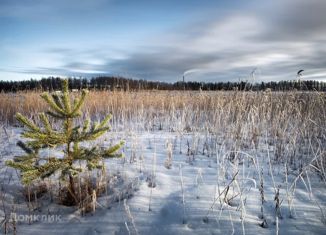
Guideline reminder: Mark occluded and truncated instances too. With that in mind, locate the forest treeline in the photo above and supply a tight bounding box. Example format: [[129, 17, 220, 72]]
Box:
[[0, 76, 325, 92]]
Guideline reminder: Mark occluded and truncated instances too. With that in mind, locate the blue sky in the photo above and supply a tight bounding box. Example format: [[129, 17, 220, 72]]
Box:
[[0, 0, 326, 82]]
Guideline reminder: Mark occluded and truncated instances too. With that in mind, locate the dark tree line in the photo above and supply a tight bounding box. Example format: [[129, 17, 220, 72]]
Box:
[[0, 76, 325, 92]]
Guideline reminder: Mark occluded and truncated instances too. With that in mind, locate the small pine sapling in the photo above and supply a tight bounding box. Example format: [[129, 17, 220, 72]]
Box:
[[6, 79, 124, 205]]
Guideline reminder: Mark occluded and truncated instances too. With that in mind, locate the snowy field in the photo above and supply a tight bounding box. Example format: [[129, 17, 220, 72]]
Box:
[[0, 91, 325, 235], [0, 127, 325, 235]]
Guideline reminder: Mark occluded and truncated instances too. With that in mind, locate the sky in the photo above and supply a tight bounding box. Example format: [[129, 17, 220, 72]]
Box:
[[0, 0, 326, 82]]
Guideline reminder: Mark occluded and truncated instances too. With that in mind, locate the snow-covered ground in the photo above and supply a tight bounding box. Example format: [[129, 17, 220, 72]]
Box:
[[0, 127, 325, 235]]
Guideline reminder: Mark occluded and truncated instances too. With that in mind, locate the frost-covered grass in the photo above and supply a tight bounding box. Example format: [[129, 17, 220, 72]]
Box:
[[0, 90, 325, 234]]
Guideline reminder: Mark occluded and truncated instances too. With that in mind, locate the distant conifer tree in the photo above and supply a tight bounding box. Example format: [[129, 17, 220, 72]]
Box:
[[6, 79, 124, 204]]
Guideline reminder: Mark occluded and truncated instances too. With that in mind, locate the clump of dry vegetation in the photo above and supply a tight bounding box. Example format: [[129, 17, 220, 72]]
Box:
[[1, 90, 325, 171], [1, 90, 325, 132]]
